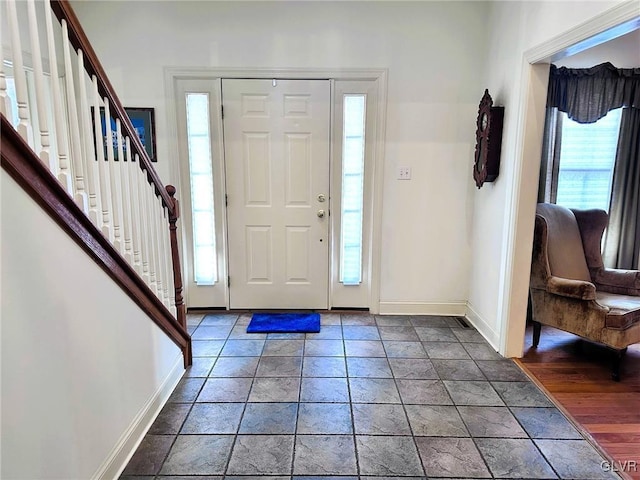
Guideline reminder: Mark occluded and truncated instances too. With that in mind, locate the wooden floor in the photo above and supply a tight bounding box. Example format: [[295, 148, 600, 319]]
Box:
[[518, 325, 640, 480]]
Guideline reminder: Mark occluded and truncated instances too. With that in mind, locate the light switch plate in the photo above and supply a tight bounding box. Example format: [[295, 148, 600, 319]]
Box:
[[398, 166, 411, 180]]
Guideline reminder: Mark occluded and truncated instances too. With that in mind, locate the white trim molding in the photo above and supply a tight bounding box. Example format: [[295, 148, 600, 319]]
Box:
[[466, 302, 501, 352], [527, 0, 640, 64], [93, 354, 185, 480], [378, 301, 467, 316]]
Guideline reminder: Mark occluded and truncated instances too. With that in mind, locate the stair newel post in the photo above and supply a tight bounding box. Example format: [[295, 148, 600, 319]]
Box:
[[26, 0, 52, 170], [166, 185, 187, 333], [6, 0, 34, 145]]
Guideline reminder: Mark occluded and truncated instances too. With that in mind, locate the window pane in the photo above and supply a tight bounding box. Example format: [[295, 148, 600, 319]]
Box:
[[340, 95, 366, 285], [186, 93, 216, 285], [556, 109, 622, 211]]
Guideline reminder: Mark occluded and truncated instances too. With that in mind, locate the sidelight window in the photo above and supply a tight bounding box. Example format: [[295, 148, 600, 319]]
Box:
[[185, 93, 216, 284]]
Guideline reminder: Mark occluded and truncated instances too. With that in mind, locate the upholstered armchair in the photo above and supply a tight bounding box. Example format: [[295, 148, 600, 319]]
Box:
[[530, 203, 640, 380]]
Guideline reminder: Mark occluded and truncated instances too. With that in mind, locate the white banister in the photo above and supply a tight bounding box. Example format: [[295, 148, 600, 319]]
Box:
[[3, 0, 182, 318], [136, 160, 152, 288], [152, 199, 164, 304], [0, 3, 14, 119], [91, 76, 114, 241], [160, 202, 169, 307], [61, 19, 88, 212], [77, 50, 99, 226], [128, 149, 143, 275], [103, 99, 123, 252], [144, 183, 160, 297], [161, 206, 172, 309], [112, 117, 126, 253], [44, 0, 72, 194], [121, 137, 134, 266], [26, 0, 52, 170], [6, 0, 34, 144]]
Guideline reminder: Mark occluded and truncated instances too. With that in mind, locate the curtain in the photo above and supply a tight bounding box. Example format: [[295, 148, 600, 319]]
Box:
[[538, 107, 561, 203], [546, 62, 640, 123], [604, 107, 640, 269]]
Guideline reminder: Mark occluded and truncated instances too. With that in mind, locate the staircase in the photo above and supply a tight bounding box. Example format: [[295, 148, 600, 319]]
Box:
[[1, 0, 192, 477]]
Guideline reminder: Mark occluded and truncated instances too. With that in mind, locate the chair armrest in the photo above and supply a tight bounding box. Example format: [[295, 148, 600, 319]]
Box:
[[592, 268, 640, 296], [547, 276, 597, 300]]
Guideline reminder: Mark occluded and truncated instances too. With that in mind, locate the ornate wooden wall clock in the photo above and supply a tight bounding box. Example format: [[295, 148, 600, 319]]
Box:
[[473, 89, 504, 188]]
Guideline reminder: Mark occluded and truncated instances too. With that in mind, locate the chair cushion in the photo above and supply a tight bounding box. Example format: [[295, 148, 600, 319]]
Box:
[[596, 291, 640, 329], [536, 204, 592, 282]]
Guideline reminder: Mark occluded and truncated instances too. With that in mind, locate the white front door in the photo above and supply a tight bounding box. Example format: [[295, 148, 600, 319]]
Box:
[[222, 79, 330, 309]]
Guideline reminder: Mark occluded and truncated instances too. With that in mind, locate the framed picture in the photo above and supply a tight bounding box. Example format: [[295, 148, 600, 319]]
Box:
[[93, 106, 157, 162]]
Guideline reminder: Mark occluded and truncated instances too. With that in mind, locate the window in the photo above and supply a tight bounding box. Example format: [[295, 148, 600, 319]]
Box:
[[339, 94, 366, 285], [185, 93, 216, 285], [555, 108, 622, 211]]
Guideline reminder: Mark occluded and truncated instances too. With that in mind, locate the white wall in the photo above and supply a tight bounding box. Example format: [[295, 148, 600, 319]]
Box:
[[467, 0, 630, 353], [70, 0, 490, 313], [1, 171, 183, 479]]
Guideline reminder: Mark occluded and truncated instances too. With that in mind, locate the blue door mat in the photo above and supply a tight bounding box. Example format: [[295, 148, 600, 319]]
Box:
[[247, 312, 321, 333]]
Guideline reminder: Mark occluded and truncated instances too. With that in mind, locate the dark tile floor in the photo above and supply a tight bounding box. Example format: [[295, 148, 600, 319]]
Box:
[[120, 312, 620, 480]]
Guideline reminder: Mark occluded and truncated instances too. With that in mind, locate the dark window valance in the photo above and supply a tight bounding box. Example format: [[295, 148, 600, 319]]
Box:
[[546, 62, 640, 124]]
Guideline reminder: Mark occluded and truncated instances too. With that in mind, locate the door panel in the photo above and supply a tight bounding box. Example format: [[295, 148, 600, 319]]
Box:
[[223, 79, 330, 309]]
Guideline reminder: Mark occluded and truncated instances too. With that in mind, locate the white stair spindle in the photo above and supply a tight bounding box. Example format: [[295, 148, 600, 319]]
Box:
[[92, 76, 113, 240], [61, 19, 88, 212], [145, 184, 159, 296], [161, 205, 172, 308], [152, 199, 164, 304], [112, 117, 126, 253], [6, 0, 34, 144], [26, 0, 52, 169], [136, 161, 152, 288], [77, 50, 99, 226], [103, 99, 123, 251], [158, 197, 169, 308], [0, 3, 14, 120], [128, 149, 143, 274], [121, 137, 134, 265], [44, 0, 72, 194]]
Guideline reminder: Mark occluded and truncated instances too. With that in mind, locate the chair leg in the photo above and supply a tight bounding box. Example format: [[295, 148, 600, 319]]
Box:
[[532, 321, 541, 348], [612, 348, 628, 382]]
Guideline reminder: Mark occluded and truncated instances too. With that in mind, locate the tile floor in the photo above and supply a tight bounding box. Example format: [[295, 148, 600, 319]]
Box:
[[120, 312, 619, 480]]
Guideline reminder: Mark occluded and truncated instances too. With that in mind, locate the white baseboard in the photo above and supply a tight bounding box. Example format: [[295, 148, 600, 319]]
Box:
[[93, 353, 185, 480], [465, 302, 500, 352], [378, 301, 467, 316]]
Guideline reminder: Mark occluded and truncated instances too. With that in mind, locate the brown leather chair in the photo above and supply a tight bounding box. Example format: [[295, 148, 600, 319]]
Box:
[[530, 203, 640, 380]]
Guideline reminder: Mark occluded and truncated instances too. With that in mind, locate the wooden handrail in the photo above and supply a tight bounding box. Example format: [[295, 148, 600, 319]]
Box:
[[1, 115, 192, 367], [49, 0, 173, 212]]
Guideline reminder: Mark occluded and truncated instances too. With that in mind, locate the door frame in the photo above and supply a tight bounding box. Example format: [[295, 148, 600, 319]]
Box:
[[165, 67, 388, 312]]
